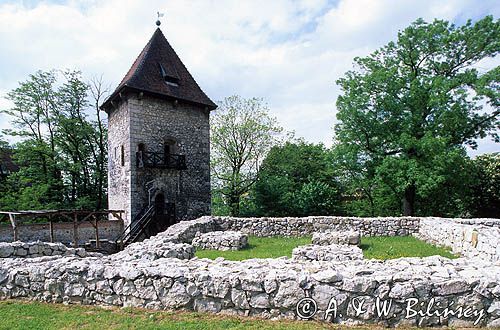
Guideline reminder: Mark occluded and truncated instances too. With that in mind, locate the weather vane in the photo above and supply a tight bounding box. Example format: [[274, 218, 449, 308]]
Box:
[[156, 11, 164, 26]]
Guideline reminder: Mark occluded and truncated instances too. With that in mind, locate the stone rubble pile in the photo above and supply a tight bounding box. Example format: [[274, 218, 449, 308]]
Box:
[[156, 216, 219, 244], [111, 242, 194, 261], [192, 231, 248, 251], [0, 241, 93, 258], [292, 244, 364, 262], [312, 231, 360, 246]]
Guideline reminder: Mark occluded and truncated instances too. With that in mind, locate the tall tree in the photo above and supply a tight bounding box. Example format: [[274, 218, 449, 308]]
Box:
[[253, 141, 343, 216], [211, 95, 283, 216], [1, 70, 108, 210], [335, 16, 499, 216]]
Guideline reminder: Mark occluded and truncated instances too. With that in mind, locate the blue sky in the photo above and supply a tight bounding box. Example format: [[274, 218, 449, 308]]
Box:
[[0, 0, 498, 156]]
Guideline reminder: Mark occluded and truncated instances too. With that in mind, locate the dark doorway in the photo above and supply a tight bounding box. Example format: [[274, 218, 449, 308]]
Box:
[[149, 193, 176, 236], [153, 193, 167, 234]]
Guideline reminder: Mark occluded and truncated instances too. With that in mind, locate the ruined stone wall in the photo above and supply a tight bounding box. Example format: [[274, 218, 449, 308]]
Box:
[[0, 221, 123, 245], [416, 218, 500, 262], [0, 241, 93, 258], [214, 216, 420, 237], [1, 216, 500, 327]]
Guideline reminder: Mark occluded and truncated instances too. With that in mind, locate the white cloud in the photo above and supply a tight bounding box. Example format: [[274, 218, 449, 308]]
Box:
[[0, 0, 498, 154]]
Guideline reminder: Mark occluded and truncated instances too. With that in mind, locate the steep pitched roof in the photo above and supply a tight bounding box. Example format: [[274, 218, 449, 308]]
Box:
[[102, 28, 217, 111]]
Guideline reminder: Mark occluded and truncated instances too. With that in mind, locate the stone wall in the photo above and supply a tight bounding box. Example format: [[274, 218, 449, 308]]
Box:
[[214, 216, 420, 237], [0, 250, 499, 327], [416, 217, 500, 262], [107, 97, 132, 224], [129, 96, 211, 224], [0, 221, 123, 246], [0, 241, 93, 258], [1, 216, 500, 327]]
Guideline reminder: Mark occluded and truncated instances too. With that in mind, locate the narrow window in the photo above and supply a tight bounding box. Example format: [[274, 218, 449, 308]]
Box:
[[121, 145, 125, 166]]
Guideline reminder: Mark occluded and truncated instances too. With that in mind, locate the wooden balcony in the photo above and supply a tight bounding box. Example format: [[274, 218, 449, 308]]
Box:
[[136, 151, 187, 170]]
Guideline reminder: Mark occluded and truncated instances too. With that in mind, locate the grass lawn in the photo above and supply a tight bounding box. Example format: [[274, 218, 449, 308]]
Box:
[[195, 235, 457, 261], [195, 236, 311, 260], [0, 300, 384, 330], [360, 236, 457, 260]]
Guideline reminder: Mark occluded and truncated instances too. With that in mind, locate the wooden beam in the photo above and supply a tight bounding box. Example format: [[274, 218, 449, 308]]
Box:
[[73, 212, 79, 248], [8, 214, 17, 241], [49, 218, 54, 243], [94, 215, 100, 249]]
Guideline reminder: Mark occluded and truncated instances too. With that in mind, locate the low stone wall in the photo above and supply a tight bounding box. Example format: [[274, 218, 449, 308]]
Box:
[[0, 220, 123, 246], [0, 253, 499, 327], [192, 231, 248, 251], [416, 218, 500, 262], [312, 231, 360, 246], [214, 216, 420, 237], [0, 241, 94, 258], [292, 244, 363, 261]]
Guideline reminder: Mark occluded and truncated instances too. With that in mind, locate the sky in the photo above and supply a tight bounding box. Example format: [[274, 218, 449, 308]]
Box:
[[0, 0, 498, 156]]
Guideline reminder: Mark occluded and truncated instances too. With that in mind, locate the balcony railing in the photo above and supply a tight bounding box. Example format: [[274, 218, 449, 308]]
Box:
[[136, 151, 187, 170]]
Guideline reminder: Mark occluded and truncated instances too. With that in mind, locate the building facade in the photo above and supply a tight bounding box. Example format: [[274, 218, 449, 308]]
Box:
[[102, 28, 216, 234]]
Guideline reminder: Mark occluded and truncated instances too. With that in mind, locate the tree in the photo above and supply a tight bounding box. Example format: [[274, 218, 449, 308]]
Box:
[[468, 153, 500, 217], [335, 16, 500, 216], [0, 70, 108, 210], [211, 95, 283, 216], [253, 141, 343, 216]]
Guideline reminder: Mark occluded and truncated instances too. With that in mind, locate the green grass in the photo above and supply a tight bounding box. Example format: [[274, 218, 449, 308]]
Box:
[[360, 236, 457, 260], [195, 235, 457, 261], [195, 236, 311, 260], [0, 300, 384, 330]]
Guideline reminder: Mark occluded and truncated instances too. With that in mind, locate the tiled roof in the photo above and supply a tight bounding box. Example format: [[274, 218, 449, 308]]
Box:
[[102, 28, 217, 111]]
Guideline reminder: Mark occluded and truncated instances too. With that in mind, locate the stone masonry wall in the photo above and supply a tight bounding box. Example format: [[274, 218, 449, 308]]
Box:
[[214, 216, 420, 237], [0, 241, 93, 258], [416, 217, 500, 262], [0, 221, 123, 246], [107, 98, 132, 224], [108, 94, 211, 227]]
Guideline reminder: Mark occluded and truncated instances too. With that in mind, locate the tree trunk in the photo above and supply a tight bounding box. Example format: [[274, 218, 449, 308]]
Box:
[[229, 194, 240, 216], [402, 184, 416, 216]]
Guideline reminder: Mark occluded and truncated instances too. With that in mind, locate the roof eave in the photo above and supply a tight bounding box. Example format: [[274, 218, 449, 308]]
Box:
[[100, 85, 217, 113]]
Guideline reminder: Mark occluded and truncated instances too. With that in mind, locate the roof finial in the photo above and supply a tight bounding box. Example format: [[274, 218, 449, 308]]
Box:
[[156, 11, 164, 27]]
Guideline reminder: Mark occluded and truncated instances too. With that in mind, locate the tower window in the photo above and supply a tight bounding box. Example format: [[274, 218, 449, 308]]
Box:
[[121, 145, 125, 166]]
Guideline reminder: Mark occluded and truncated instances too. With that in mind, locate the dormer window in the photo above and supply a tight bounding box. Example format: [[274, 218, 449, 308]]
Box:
[[159, 63, 179, 87]]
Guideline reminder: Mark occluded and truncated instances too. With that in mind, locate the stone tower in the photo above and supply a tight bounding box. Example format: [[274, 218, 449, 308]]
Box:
[[101, 27, 216, 233]]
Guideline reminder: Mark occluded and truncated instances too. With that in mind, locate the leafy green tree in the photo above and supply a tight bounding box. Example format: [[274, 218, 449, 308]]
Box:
[[211, 95, 283, 216], [0, 70, 108, 210], [468, 153, 500, 217], [335, 16, 499, 216], [253, 141, 342, 216]]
